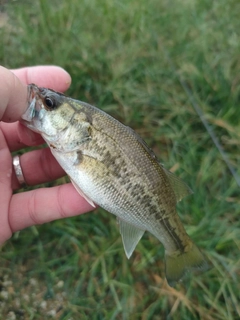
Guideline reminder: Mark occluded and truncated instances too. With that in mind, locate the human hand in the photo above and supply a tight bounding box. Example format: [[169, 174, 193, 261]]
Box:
[[0, 66, 94, 245]]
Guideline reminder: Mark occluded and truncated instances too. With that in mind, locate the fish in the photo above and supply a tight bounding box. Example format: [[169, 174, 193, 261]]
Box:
[[21, 84, 208, 286]]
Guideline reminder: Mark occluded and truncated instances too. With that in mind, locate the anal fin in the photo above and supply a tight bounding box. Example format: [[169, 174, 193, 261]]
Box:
[[118, 218, 145, 259]]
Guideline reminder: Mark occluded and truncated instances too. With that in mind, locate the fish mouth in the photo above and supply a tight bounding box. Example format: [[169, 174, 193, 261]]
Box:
[[26, 84, 53, 106], [27, 83, 39, 103], [21, 84, 43, 130]]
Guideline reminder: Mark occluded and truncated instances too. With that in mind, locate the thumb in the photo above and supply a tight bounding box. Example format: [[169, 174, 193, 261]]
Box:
[[0, 66, 27, 122]]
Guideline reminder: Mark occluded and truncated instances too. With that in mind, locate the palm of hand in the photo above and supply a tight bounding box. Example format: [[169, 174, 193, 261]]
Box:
[[0, 66, 94, 245]]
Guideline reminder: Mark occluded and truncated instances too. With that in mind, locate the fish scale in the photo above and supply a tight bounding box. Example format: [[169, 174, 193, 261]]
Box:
[[21, 84, 209, 286]]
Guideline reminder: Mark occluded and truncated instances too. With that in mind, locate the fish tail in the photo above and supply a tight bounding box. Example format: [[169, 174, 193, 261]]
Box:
[[165, 243, 208, 287]]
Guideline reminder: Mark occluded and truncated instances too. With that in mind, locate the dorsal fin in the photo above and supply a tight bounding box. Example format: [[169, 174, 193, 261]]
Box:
[[162, 166, 193, 202], [127, 126, 193, 202]]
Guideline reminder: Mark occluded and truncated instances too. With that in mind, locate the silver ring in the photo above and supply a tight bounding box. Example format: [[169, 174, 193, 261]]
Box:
[[13, 155, 26, 186]]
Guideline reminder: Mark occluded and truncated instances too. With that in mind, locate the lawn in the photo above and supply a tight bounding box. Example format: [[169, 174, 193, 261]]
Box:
[[0, 0, 239, 319]]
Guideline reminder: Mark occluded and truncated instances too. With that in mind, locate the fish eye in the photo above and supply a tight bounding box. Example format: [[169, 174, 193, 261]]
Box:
[[44, 97, 56, 110]]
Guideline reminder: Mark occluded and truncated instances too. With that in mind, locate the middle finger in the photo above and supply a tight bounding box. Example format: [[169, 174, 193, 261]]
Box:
[[1, 121, 44, 151]]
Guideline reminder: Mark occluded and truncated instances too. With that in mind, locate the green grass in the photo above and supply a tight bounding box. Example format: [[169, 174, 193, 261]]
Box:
[[1, 0, 240, 319]]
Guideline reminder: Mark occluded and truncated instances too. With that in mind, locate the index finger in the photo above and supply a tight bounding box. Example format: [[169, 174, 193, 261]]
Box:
[[11, 65, 71, 91]]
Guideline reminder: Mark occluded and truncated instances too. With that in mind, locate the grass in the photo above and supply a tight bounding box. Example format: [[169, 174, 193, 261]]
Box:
[[0, 0, 240, 319]]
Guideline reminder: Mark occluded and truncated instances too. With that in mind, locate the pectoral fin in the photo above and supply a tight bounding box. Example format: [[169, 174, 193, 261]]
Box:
[[70, 178, 96, 208], [118, 218, 145, 259]]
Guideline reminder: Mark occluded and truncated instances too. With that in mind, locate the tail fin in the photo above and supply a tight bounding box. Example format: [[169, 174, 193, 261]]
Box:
[[165, 243, 208, 287]]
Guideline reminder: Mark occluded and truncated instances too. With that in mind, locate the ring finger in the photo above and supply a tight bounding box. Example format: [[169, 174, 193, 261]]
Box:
[[12, 147, 66, 190]]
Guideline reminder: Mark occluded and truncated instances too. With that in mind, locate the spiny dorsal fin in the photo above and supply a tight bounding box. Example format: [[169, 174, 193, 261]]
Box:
[[126, 125, 193, 202]]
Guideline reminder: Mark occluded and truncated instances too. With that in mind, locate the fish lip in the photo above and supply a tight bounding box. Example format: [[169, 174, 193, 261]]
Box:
[[21, 84, 41, 125], [27, 83, 40, 103], [26, 83, 48, 105]]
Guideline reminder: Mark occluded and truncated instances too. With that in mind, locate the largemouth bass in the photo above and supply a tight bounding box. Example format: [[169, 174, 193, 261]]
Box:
[[21, 84, 208, 286]]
